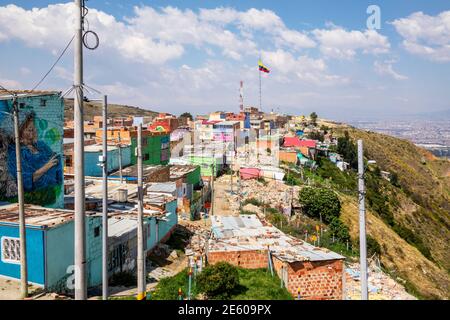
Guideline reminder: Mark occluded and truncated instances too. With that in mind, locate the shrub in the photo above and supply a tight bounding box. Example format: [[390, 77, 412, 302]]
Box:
[[298, 187, 341, 223], [366, 236, 382, 256], [243, 198, 262, 207], [197, 262, 239, 299], [329, 217, 350, 242]]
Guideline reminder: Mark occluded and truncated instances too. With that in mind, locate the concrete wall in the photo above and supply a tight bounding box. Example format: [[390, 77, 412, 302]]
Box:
[[84, 146, 131, 177], [0, 225, 45, 285], [0, 94, 64, 208]]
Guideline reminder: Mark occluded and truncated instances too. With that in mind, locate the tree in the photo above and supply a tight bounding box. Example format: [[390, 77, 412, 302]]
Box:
[[180, 112, 193, 121], [329, 217, 350, 242], [310, 112, 318, 126], [197, 262, 239, 299], [298, 187, 341, 223], [337, 131, 358, 169]]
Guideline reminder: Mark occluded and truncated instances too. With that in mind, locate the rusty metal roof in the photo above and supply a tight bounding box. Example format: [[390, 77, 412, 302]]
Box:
[[0, 204, 97, 228], [210, 215, 344, 263]]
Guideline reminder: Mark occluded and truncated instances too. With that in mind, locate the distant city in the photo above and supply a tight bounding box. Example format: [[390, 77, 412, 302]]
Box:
[[351, 120, 450, 158]]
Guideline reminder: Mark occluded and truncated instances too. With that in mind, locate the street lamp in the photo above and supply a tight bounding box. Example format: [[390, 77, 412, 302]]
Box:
[[357, 139, 376, 301]]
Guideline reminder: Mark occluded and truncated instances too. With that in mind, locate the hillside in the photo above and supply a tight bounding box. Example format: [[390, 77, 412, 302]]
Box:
[[64, 98, 158, 121], [325, 121, 450, 299]]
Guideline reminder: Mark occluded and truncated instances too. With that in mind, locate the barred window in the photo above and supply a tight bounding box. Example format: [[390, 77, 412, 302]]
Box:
[[2, 237, 21, 264]]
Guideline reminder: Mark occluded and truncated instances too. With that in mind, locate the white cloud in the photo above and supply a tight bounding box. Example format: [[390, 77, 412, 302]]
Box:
[[391, 11, 450, 62], [262, 49, 348, 85], [313, 27, 390, 59], [374, 60, 408, 80], [0, 77, 22, 89]]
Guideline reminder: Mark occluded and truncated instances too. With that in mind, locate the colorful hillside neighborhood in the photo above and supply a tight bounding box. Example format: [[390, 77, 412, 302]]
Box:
[[0, 90, 416, 300]]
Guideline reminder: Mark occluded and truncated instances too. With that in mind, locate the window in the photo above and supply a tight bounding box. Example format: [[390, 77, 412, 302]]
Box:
[[94, 226, 100, 238], [19, 103, 25, 109], [65, 155, 73, 167], [1, 237, 20, 264], [144, 153, 150, 161], [40, 99, 47, 107]]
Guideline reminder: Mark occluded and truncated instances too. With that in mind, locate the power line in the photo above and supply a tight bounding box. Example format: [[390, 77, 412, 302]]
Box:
[[31, 35, 75, 91]]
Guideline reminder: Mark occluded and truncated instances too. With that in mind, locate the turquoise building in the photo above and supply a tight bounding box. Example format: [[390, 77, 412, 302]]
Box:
[[0, 204, 101, 293], [84, 144, 131, 177]]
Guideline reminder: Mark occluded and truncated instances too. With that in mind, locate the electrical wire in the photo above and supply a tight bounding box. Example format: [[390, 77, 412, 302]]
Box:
[[31, 35, 75, 91]]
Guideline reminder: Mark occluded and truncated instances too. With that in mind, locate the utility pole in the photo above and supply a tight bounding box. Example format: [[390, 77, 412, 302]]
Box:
[[118, 131, 123, 184], [358, 139, 368, 300], [230, 152, 233, 194], [101, 95, 108, 300], [74, 0, 86, 300], [137, 124, 146, 300], [210, 149, 215, 216], [13, 96, 28, 298]]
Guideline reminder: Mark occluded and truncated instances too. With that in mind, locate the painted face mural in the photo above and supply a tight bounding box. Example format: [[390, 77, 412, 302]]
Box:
[[0, 97, 63, 207]]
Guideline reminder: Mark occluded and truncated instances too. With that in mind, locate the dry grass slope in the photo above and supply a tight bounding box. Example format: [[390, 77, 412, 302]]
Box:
[[340, 194, 450, 299], [64, 98, 158, 121]]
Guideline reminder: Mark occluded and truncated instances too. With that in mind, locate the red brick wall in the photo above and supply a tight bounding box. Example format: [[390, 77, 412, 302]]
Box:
[[208, 250, 268, 269], [278, 258, 343, 300], [207, 249, 343, 300]]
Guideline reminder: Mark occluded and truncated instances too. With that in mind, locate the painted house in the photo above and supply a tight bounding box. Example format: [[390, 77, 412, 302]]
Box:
[[130, 131, 170, 166], [0, 204, 101, 292], [212, 121, 240, 143], [187, 154, 222, 177], [83, 144, 131, 177], [107, 197, 178, 276], [0, 90, 65, 209]]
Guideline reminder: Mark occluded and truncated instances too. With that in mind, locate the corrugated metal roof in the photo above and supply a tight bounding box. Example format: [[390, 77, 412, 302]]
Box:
[[0, 204, 97, 228], [108, 217, 137, 238], [210, 215, 344, 262], [146, 182, 176, 193]]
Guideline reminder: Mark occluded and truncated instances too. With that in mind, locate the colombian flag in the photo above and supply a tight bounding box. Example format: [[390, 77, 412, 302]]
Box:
[[258, 60, 270, 73]]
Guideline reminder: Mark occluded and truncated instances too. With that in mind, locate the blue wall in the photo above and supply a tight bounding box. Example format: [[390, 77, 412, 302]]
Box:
[[46, 216, 102, 291], [84, 146, 131, 177], [0, 224, 45, 285], [145, 200, 178, 251]]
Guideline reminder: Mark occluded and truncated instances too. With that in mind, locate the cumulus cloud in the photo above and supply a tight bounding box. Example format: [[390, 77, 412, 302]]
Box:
[[313, 27, 390, 59], [262, 49, 348, 85], [391, 11, 450, 62], [374, 61, 408, 80]]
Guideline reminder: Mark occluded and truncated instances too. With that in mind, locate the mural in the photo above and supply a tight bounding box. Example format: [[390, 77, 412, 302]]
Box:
[[0, 95, 64, 208]]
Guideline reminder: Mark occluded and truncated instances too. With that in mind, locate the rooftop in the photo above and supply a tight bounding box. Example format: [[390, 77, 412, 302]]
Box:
[[0, 90, 60, 100], [0, 204, 97, 228], [170, 165, 199, 179], [210, 215, 344, 263]]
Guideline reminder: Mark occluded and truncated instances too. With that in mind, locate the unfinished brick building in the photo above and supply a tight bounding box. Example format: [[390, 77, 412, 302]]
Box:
[[207, 215, 345, 300]]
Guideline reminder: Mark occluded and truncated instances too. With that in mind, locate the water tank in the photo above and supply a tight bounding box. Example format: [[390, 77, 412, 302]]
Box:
[[116, 188, 128, 203]]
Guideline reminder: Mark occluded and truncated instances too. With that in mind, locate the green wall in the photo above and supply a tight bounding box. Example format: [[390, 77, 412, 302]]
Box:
[[130, 134, 170, 166]]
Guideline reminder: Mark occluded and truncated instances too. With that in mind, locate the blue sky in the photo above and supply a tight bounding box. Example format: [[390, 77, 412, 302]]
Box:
[[0, 1, 449, 120]]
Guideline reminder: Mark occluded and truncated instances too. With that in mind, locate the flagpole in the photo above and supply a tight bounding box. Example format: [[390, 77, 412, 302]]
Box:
[[259, 66, 262, 113]]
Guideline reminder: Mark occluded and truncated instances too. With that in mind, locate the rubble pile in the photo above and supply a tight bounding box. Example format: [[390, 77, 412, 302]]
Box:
[[183, 224, 210, 268], [216, 176, 301, 215], [345, 262, 416, 300]]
